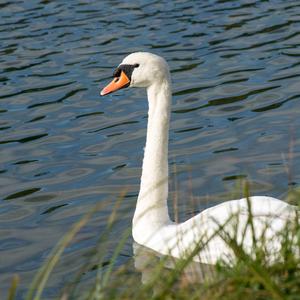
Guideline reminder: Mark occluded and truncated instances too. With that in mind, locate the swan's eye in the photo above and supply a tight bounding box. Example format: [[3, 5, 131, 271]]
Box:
[[134, 64, 140, 68]]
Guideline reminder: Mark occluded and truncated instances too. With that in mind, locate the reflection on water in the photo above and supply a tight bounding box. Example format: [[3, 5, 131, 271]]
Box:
[[1, 0, 300, 298], [133, 242, 215, 286]]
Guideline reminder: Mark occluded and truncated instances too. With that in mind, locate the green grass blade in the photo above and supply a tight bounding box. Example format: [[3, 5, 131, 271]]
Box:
[[91, 227, 131, 300], [7, 275, 19, 300], [25, 209, 95, 300]]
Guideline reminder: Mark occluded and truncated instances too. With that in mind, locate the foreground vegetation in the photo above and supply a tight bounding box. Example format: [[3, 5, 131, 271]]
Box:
[[6, 187, 300, 300]]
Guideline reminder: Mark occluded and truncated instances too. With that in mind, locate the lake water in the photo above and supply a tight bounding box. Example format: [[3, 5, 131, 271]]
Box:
[[1, 0, 300, 298]]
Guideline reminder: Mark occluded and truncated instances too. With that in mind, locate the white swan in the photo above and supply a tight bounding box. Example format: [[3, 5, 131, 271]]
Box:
[[101, 52, 296, 264]]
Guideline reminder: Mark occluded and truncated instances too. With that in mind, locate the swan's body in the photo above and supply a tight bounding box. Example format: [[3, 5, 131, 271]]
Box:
[[101, 52, 296, 264]]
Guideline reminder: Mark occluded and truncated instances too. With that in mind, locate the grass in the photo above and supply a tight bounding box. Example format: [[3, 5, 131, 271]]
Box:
[[6, 185, 300, 300]]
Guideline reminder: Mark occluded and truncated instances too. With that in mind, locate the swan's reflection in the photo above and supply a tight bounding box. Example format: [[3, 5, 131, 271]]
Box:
[[133, 242, 215, 289]]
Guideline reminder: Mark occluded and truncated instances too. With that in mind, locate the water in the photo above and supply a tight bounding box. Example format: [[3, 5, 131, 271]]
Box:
[[1, 0, 300, 298]]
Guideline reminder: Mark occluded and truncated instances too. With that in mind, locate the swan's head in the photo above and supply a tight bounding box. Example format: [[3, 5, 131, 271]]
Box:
[[100, 52, 169, 96]]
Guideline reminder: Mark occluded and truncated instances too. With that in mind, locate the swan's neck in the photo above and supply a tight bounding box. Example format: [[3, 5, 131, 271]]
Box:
[[133, 78, 172, 231]]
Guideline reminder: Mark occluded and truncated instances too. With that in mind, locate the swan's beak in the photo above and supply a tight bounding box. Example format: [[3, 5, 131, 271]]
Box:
[[100, 71, 130, 96]]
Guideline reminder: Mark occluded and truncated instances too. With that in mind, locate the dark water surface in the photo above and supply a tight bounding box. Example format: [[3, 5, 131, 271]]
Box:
[[1, 0, 300, 298]]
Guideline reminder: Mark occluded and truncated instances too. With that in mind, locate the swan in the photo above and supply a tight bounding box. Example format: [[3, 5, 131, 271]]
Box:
[[100, 52, 296, 264]]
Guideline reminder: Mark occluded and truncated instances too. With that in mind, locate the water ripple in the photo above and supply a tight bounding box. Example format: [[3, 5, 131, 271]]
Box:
[[1, 0, 300, 297]]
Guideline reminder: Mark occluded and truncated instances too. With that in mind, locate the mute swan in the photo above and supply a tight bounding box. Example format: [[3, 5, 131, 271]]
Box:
[[100, 52, 296, 264]]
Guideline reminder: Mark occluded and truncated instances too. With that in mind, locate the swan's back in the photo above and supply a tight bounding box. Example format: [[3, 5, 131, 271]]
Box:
[[134, 197, 296, 265]]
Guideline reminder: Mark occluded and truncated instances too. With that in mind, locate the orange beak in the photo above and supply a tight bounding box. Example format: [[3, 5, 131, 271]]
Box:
[[100, 71, 130, 96]]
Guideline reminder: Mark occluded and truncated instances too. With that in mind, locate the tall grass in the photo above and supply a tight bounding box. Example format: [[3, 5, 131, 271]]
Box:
[[6, 186, 300, 300]]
